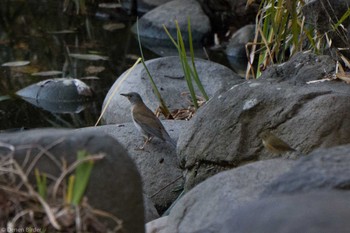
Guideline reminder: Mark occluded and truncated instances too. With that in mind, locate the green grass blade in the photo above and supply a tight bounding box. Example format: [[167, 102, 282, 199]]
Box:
[[35, 169, 47, 199], [175, 21, 198, 109], [71, 150, 94, 206], [163, 24, 181, 50], [334, 8, 350, 29], [187, 17, 209, 100], [137, 19, 172, 118]]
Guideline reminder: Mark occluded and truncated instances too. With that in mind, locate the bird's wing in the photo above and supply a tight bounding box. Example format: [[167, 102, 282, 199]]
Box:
[[133, 104, 167, 140], [274, 139, 295, 151]]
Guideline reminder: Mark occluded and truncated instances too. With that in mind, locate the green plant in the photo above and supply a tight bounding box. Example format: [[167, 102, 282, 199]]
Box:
[[70, 150, 94, 205], [136, 19, 173, 118], [246, 0, 350, 79], [35, 168, 47, 199], [163, 17, 209, 109]]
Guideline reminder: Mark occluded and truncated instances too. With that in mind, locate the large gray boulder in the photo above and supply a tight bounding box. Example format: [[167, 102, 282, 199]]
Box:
[[133, 0, 210, 42], [177, 52, 350, 190], [263, 144, 350, 196], [225, 24, 256, 75], [221, 191, 350, 233], [165, 159, 295, 233], [0, 129, 144, 233], [80, 121, 186, 212], [102, 56, 243, 124]]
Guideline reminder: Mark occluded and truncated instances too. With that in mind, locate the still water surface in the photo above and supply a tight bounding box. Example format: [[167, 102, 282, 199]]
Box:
[[0, 1, 231, 131]]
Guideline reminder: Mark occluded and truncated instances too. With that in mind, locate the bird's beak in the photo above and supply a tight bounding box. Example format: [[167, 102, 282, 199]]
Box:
[[120, 93, 128, 97]]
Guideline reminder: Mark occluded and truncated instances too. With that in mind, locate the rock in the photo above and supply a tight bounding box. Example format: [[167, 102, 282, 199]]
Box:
[[225, 24, 256, 75], [144, 195, 160, 223], [102, 56, 243, 124], [121, 0, 174, 14], [221, 191, 350, 233], [226, 24, 256, 57], [0, 129, 144, 233], [177, 52, 350, 190], [198, 0, 259, 37], [263, 144, 350, 196], [132, 0, 211, 42], [165, 159, 295, 233], [16, 78, 93, 113], [79, 121, 186, 213], [146, 216, 168, 233], [261, 51, 335, 84]]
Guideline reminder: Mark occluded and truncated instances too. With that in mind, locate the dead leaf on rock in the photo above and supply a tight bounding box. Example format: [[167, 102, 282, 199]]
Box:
[[85, 65, 105, 74], [103, 23, 126, 31]]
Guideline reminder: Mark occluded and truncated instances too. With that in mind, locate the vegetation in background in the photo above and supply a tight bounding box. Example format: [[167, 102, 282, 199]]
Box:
[[246, 0, 350, 79], [163, 17, 209, 109], [0, 143, 122, 232]]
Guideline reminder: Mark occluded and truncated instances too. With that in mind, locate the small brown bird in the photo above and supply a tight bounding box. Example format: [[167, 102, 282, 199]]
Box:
[[121, 92, 176, 150], [260, 131, 295, 154]]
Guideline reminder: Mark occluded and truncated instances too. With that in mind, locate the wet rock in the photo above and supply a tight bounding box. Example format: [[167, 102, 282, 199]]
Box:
[[144, 195, 160, 223], [0, 129, 144, 233], [122, 0, 173, 14], [198, 0, 259, 36], [263, 144, 350, 196], [16, 78, 93, 113], [225, 24, 256, 75], [220, 191, 350, 233], [177, 52, 350, 190], [146, 216, 168, 233], [80, 121, 186, 213], [226, 24, 256, 57], [102, 56, 243, 124], [132, 0, 211, 42], [261, 51, 335, 83], [165, 159, 295, 233]]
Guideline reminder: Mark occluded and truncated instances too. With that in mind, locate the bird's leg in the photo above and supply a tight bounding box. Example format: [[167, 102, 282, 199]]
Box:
[[136, 136, 153, 150]]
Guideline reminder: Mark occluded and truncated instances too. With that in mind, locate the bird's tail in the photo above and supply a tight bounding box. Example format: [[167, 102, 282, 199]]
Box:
[[168, 137, 177, 148], [164, 133, 177, 148]]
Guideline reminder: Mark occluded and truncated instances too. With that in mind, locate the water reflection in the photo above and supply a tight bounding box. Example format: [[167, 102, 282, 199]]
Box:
[[0, 0, 242, 131], [0, 0, 151, 130]]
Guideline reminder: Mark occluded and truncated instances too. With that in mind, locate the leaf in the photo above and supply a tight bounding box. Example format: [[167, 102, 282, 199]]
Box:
[[48, 30, 76, 34], [103, 23, 126, 31], [80, 76, 100, 80], [336, 72, 350, 84], [85, 65, 105, 74], [2, 61, 30, 67], [32, 70, 63, 76], [71, 150, 94, 206], [98, 3, 121, 8], [0, 95, 10, 102], [69, 53, 108, 61]]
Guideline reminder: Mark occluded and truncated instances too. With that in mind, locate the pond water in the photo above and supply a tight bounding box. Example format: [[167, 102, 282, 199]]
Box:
[[0, 0, 232, 131]]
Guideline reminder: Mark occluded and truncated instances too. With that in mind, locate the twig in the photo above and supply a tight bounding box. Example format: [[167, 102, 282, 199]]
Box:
[[83, 203, 124, 232], [0, 184, 31, 198], [12, 159, 61, 230], [23, 138, 65, 176], [8, 209, 32, 227], [0, 141, 15, 155], [150, 175, 183, 198]]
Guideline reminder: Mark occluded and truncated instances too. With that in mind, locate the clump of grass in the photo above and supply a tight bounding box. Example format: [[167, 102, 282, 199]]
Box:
[[246, 0, 350, 79], [0, 142, 123, 232], [163, 17, 209, 109]]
